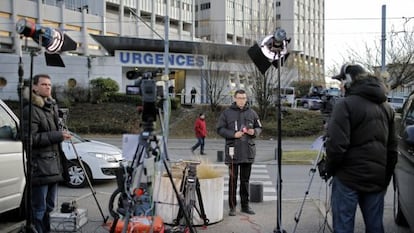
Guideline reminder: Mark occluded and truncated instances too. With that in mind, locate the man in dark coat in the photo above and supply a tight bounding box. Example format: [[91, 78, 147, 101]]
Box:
[[190, 87, 197, 104], [23, 74, 72, 233], [216, 89, 262, 216], [325, 64, 398, 233]]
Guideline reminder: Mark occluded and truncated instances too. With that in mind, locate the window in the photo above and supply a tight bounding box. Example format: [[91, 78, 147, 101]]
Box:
[[200, 3, 211, 10], [0, 104, 18, 140]]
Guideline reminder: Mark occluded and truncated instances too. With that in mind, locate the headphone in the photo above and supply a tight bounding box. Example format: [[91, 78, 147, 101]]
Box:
[[341, 63, 353, 88]]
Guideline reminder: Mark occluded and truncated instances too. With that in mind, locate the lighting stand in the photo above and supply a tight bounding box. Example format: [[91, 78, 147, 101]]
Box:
[[274, 52, 286, 233], [17, 49, 39, 233], [247, 27, 289, 233]]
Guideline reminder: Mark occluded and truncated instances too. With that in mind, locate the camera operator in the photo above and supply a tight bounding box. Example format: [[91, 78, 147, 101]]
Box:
[[324, 64, 398, 233]]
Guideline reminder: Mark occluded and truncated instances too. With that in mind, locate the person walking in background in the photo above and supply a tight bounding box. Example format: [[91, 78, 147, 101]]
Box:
[[325, 64, 398, 233], [190, 87, 197, 104], [191, 113, 207, 155], [23, 74, 72, 233], [216, 89, 262, 216]]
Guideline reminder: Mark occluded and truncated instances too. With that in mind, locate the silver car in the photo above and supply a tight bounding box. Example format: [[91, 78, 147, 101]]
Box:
[[62, 132, 123, 188], [394, 93, 414, 231]]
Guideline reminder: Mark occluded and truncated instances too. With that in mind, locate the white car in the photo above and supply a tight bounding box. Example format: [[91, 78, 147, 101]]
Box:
[[62, 132, 123, 188], [0, 100, 25, 216]]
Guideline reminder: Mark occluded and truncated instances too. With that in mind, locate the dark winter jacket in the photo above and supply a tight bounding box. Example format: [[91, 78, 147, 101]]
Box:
[[216, 102, 262, 164], [23, 91, 66, 186], [325, 76, 398, 192]]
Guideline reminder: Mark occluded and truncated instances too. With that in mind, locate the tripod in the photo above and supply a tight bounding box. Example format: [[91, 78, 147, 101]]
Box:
[[109, 122, 197, 233], [172, 160, 209, 231], [292, 136, 331, 233], [58, 109, 108, 223]]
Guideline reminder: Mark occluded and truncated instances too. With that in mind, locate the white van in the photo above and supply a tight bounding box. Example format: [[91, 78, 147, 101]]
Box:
[[387, 96, 406, 111], [0, 99, 25, 215]]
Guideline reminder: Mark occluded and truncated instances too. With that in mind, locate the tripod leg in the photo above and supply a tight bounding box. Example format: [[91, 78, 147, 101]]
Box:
[[162, 160, 196, 233], [292, 144, 325, 233], [174, 178, 187, 225], [195, 178, 209, 226], [70, 140, 108, 223]]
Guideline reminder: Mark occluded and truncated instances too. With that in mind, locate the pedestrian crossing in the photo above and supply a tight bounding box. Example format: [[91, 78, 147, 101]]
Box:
[[211, 164, 277, 201]]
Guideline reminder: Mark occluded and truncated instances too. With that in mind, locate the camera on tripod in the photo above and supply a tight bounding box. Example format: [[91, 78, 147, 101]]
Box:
[[125, 69, 164, 99], [125, 69, 165, 127], [307, 86, 342, 124]]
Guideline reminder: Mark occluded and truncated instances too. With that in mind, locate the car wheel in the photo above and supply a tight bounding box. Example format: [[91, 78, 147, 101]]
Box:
[[303, 102, 309, 109], [65, 160, 92, 188], [393, 182, 408, 226]]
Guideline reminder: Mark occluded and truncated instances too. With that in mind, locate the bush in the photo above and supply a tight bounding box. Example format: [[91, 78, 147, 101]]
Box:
[[109, 93, 142, 105], [4, 100, 324, 138], [64, 86, 90, 103], [90, 77, 119, 103]]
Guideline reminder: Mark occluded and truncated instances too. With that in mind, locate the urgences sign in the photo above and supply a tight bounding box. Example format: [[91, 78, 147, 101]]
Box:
[[116, 51, 207, 69]]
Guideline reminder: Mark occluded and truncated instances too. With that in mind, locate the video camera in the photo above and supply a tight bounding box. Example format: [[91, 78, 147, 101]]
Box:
[[308, 86, 342, 117], [125, 70, 164, 128]]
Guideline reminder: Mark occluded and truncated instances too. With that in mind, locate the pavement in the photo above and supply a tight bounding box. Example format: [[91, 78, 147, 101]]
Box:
[[2, 137, 411, 233]]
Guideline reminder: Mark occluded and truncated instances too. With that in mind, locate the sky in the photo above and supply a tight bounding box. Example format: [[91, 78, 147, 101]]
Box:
[[325, 0, 414, 75]]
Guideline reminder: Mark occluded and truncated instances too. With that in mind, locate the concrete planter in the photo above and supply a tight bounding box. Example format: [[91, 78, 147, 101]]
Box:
[[153, 175, 224, 225]]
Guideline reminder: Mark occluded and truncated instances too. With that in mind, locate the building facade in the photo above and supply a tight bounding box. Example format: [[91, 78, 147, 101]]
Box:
[[0, 0, 325, 103]]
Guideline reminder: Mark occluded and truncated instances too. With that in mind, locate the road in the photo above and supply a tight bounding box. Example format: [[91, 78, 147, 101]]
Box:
[[0, 136, 411, 233]]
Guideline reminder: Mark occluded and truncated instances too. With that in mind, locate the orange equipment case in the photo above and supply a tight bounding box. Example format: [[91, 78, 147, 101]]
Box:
[[112, 216, 164, 233]]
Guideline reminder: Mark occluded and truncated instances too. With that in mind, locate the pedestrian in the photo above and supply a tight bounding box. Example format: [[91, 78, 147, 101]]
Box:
[[169, 85, 174, 97], [23, 74, 72, 233], [325, 64, 398, 233], [190, 87, 197, 104], [216, 89, 262, 216], [191, 113, 207, 155]]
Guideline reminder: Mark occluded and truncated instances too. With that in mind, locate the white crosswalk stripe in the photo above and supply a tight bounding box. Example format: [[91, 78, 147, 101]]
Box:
[[211, 163, 277, 201]]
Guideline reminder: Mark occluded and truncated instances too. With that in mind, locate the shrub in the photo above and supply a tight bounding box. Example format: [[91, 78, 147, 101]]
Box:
[[109, 93, 142, 105], [90, 77, 119, 103]]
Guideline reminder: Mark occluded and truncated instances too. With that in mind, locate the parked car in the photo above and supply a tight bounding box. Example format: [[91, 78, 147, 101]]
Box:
[[0, 100, 25, 215], [388, 96, 406, 112], [62, 132, 123, 188], [295, 96, 322, 110], [394, 92, 414, 230], [0, 99, 122, 202]]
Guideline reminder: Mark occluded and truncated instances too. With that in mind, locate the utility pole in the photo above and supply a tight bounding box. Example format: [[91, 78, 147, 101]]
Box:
[[381, 5, 386, 72], [163, 0, 171, 141]]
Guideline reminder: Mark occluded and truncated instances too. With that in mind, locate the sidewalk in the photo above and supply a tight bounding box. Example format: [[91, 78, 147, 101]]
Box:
[[4, 137, 410, 233]]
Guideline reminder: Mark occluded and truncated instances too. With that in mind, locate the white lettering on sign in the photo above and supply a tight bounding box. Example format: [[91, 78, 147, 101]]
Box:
[[115, 51, 207, 69]]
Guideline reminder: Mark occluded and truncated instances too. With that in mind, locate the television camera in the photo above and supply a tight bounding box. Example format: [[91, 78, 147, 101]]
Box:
[[308, 86, 342, 120], [108, 69, 198, 233], [125, 69, 165, 130]]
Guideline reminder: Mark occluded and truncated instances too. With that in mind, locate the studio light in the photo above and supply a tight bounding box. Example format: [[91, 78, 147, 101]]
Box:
[[247, 27, 291, 233], [260, 28, 289, 61], [16, 18, 77, 67], [247, 28, 290, 75]]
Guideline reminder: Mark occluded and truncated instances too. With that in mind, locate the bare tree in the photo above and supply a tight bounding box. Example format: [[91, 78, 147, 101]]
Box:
[[386, 29, 414, 89], [198, 44, 229, 112], [328, 19, 414, 91], [245, 54, 297, 120], [248, 64, 275, 120]]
